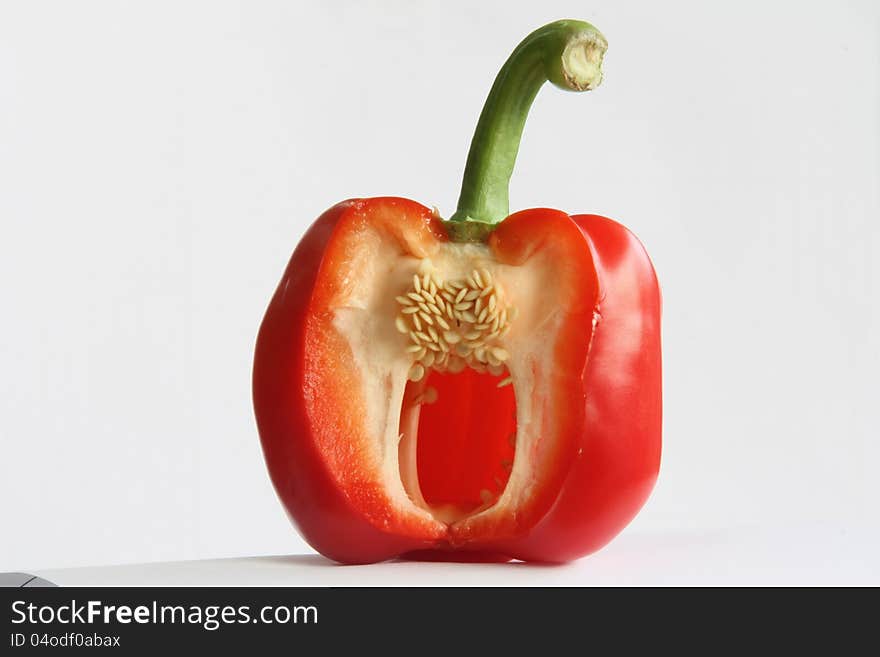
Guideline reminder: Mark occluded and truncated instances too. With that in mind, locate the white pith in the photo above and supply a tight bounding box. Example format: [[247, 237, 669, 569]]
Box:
[[332, 238, 566, 527]]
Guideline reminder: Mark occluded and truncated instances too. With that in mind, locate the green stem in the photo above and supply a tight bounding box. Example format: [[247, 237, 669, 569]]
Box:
[[448, 20, 607, 230]]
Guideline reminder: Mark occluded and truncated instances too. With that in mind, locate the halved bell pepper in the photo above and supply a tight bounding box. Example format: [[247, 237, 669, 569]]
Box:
[[253, 20, 661, 563]]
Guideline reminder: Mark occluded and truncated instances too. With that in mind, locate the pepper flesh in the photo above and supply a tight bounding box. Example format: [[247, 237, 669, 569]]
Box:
[[252, 20, 661, 563]]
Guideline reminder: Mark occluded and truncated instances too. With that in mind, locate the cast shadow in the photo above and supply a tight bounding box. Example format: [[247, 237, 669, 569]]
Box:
[[252, 553, 567, 569]]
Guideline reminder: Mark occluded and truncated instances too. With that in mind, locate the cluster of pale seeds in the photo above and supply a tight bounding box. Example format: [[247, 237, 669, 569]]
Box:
[[395, 259, 517, 386]]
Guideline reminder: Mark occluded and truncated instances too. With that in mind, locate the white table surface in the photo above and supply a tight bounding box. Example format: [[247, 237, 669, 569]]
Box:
[[31, 524, 879, 587]]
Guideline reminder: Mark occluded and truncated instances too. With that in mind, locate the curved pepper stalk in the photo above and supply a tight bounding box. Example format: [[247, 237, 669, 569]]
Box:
[[447, 20, 607, 241]]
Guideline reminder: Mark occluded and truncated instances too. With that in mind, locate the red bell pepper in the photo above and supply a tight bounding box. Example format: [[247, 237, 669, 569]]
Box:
[[253, 20, 661, 563]]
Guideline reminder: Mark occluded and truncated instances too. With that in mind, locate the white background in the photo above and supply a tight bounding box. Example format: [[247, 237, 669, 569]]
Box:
[[2, 1, 878, 581]]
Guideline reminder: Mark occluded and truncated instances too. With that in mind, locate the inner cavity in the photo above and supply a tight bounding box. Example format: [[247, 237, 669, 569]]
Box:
[[398, 368, 516, 524]]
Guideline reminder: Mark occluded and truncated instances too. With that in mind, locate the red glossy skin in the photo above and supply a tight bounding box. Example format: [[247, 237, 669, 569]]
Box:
[[253, 198, 661, 563], [488, 214, 662, 561]]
